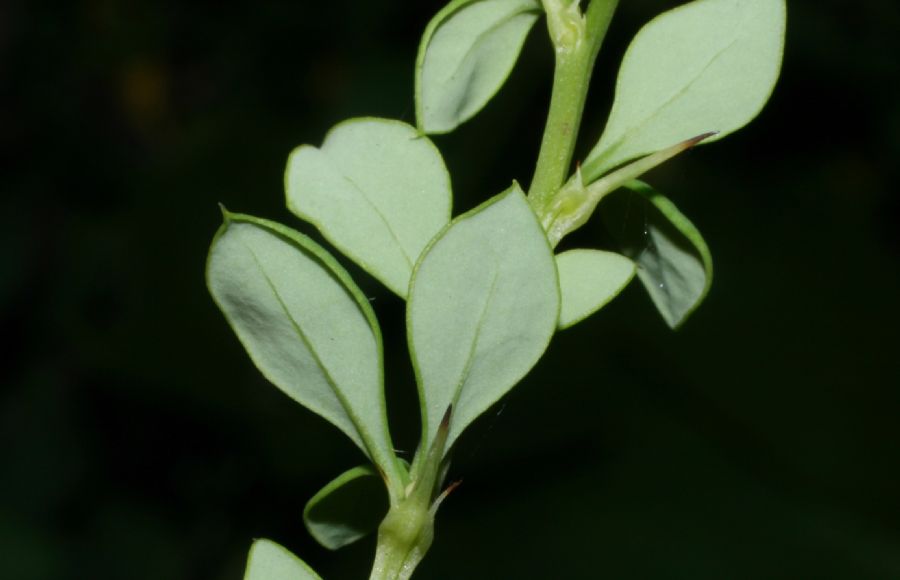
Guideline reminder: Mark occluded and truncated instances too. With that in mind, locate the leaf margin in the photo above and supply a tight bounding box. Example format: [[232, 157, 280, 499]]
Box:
[[612, 180, 714, 329], [405, 183, 561, 453], [243, 538, 322, 580], [303, 464, 387, 551], [555, 248, 636, 330], [415, 0, 543, 135], [582, 0, 787, 181], [284, 116, 453, 298], [205, 210, 404, 492]]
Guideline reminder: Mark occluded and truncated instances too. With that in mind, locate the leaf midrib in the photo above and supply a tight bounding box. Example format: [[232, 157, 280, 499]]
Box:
[[593, 12, 747, 171], [445, 264, 500, 437], [430, 4, 538, 101], [337, 166, 415, 270], [242, 239, 381, 461]]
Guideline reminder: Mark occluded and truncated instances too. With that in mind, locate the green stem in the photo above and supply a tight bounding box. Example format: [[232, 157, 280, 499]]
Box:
[[541, 131, 717, 247], [369, 500, 434, 580], [369, 408, 452, 580], [528, 0, 620, 214]]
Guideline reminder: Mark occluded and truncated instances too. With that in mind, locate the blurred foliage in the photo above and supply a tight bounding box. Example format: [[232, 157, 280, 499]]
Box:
[[2, 0, 899, 578]]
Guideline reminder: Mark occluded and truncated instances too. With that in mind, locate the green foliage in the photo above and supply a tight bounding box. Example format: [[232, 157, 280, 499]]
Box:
[[539, 131, 716, 247], [416, 0, 541, 134], [602, 181, 714, 329], [583, 0, 786, 181], [285, 118, 451, 297], [206, 0, 785, 576], [243, 539, 321, 580], [206, 212, 402, 491], [407, 184, 559, 450], [556, 249, 635, 329], [304, 465, 389, 550]]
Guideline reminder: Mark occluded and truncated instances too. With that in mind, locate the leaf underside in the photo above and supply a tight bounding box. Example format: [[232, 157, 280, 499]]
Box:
[[602, 181, 713, 329], [408, 184, 559, 451], [286, 118, 452, 297], [244, 539, 321, 580], [303, 465, 388, 550], [206, 214, 398, 482], [584, 0, 786, 181], [417, 0, 541, 134], [556, 249, 636, 329]]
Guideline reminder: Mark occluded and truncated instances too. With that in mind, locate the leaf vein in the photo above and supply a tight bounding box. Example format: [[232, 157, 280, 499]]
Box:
[[595, 15, 747, 171], [241, 239, 381, 462], [449, 264, 501, 416], [337, 169, 415, 270]]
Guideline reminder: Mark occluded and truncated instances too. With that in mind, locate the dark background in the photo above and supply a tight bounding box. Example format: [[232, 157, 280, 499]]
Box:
[[3, 0, 899, 578]]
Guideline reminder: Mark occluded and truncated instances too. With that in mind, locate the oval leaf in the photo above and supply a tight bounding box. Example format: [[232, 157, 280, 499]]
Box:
[[244, 539, 321, 580], [601, 181, 713, 329], [303, 465, 388, 550], [416, 0, 542, 134], [556, 249, 635, 329], [408, 184, 559, 450], [206, 213, 400, 486], [286, 118, 452, 297], [583, 0, 786, 180]]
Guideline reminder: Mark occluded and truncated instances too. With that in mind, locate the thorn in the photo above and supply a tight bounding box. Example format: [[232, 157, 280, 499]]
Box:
[[443, 479, 462, 497], [430, 479, 463, 515], [408, 404, 454, 504], [684, 131, 719, 149], [440, 405, 453, 431], [573, 163, 584, 187]]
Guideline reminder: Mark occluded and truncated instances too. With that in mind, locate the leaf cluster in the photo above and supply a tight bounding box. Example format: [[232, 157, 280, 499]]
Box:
[[207, 0, 786, 577]]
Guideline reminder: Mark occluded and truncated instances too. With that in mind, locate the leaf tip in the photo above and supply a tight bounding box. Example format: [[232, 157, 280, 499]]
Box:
[[218, 203, 233, 223]]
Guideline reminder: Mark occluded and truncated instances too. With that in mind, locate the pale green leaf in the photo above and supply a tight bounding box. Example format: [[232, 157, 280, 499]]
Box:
[[602, 181, 713, 329], [556, 249, 635, 329], [286, 118, 452, 297], [206, 213, 401, 487], [243, 539, 321, 580], [408, 184, 559, 450], [416, 0, 542, 134], [303, 465, 387, 550], [583, 0, 786, 181]]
